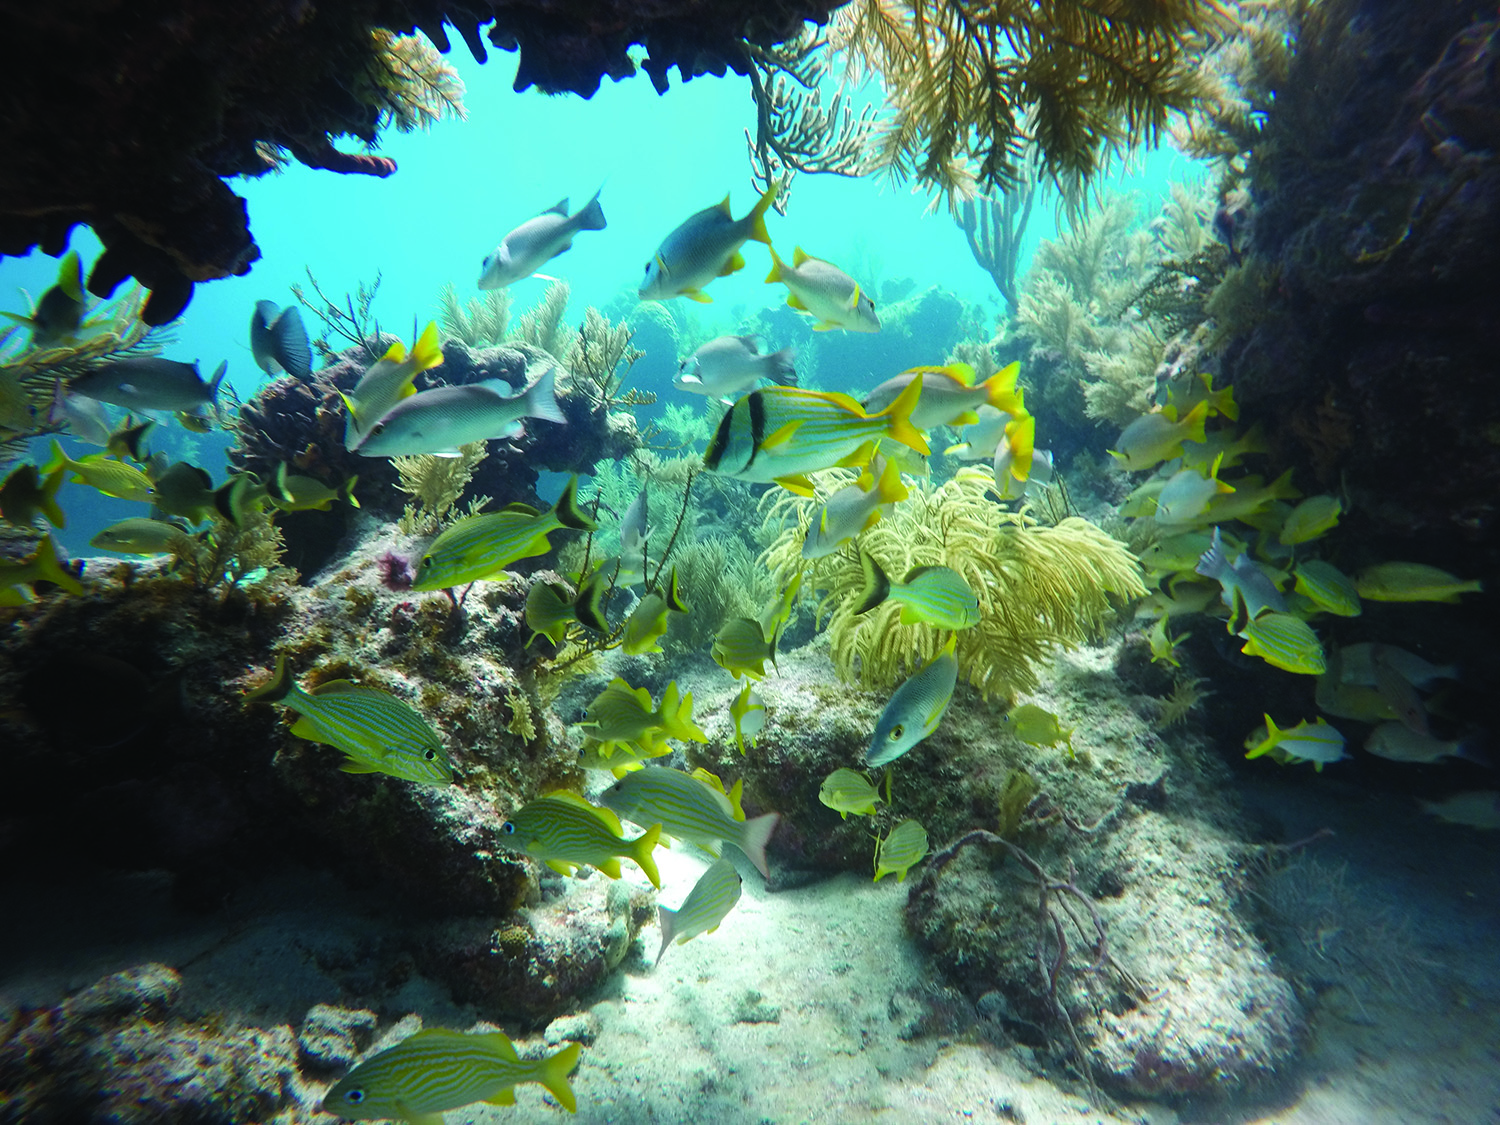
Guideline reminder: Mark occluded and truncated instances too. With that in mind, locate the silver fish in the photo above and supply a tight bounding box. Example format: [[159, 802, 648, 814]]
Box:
[[479, 191, 607, 290], [674, 335, 796, 401], [351, 367, 565, 458], [69, 357, 228, 413]]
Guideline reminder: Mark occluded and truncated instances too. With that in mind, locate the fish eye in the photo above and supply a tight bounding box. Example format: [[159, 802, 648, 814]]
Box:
[[371, 422, 385, 435], [889, 725, 904, 739], [424, 749, 436, 760], [501, 821, 515, 834], [346, 1089, 365, 1104], [422, 556, 433, 567]]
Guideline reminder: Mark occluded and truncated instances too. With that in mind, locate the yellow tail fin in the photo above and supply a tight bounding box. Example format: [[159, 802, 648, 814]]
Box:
[[633, 822, 663, 889], [747, 183, 778, 246], [537, 1041, 582, 1113], [874, 377, 930, 456], [982, 362, 1023, 413], [410, 321, 444, 373], [764, 246, 785, 284]]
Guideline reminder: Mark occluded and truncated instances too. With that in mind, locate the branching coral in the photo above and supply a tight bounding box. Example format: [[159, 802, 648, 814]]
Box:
[[957, 177, 1037, 312], [829, 0, 1226, 203], [437, 284, 511, 347], [568, 307, 648, 410], [169, 507, 295, 591], [515, 280, 572, 358], [393, 442, 490, 535], [762, 468, 1146, 697], [291, 269, 384, 364]]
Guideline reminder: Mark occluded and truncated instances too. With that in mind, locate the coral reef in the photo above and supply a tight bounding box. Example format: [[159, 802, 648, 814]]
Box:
[[0, 0, 837, 321]]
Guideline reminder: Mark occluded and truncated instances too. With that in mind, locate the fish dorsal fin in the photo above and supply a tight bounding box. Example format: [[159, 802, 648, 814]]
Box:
[[501, 501, 541, 516], [485, 1090, 517, 1107], [727, 778, 746, 821], [310, 679, 360, 695], [339, 758, 381, 774], [786, 294, 808, 311], [545, 197, 569, 216], [478, 1031, 520, 1061], [793, 247, 811, 267], [716, 194, 733, 216]]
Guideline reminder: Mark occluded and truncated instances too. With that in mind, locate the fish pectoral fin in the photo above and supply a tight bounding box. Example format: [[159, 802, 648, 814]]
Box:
[[484, 1088, 518, 1106], [339, 758, 381, 774], [760, 420, 802, 452], [288, 716, 334, 744], [683, 289, 714, 304], [774, 474, 815, 496], [834, 440, 876, 468], [812, 321, 839, 332], [786, 294, 810, 311], [545, 860, 579, 877], [719, 251, 747, 277]]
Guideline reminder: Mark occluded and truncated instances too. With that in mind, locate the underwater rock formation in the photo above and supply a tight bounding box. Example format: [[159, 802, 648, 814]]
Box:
[[0, 0, 837, 322], [0, 964, 306, 1123], [1217, 0, 1500, 544]]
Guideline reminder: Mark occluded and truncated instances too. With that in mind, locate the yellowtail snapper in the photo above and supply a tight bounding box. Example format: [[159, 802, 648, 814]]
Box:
[[322, 1027, 581, 1119], [656, 858, 743, 966], [244, 657, 452, 785]]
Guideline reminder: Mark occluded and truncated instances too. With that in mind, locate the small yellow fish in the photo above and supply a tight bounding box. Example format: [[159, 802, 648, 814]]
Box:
[[150, 461, 220, 525], [1147, 615, 1191, 667], [321, 1028, 581, 1120], [576, 738, 664, 777], [0, 464, 66, 529], [874, 819, 929, 883], [1238, 612, 1326, 675], [1293, 559, 1362, 617], [1165, 372, 1238, 423], [0, 533, 83, 598], [1179, 423, 1268, 474], [1201, 469, 1300, 526], [818, 768, 885, 819], [729, 681, 766, 753], [43, 440, 156, 503], [599, 765, 779, 879], [621, 569, 689, 655], [268, 462, 359, 512], [1000, 703, 1074, 749], [503, 790, 662, 887], [1244, 714, 1346, 771], [1138, 531, 1214, 577], [855, 552, 979, 630], [342, 321, 445, 442], [1354, 562, 1483, 603], [656, 858, 743, 965], [1278, 494, 1342, 545], [712, 617, 778, 681], [1109, 401, 1209, 472], [524, 571, 608, 647], [576, 677, 706, 758]]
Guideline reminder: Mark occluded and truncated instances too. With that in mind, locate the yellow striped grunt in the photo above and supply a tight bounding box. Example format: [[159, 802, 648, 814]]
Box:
[[866, 636, 958, 767], [503, 791, 662, 888], [411, 476, 597, 591], [576, 737, 666, 777], [43, 439, 156, 503], [702, 381, 929, 495], [855, 552, 979, 630], [576, 677, 706, 759], [729, 681, 766, 753], [1238, 612, 1326, 675], [1278, 494, 1342, 545], [874, 819, 929, 883], [1293, 559, 1362, 617], [1354, 561, 1483, 603], [1000, 703, 1074, 750], [712, 617, 777, 681], [244, 657, 451, 785], [656, 857, 743, 966], [818, 768, 885, 819], [321, 1027, 581, 1119], [599, 766, 781, 880]]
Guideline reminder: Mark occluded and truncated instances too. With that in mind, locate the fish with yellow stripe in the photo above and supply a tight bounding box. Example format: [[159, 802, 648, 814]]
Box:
[[640, 186, 777, 303], [621, 569, 689, 655], [412, 476, 596, 591], [655, 857, 743, 966], [863, 361, 1023, 431], [703, 381, 928, 495], [244, 657, 452, 785], [576, 677, 706, 760], [874, 819, 929, 883], [854, 551, 979, 630], [802, 456, 908, 560], [765, 246, 880, 332], [503, 790, 662, 887], [599, 766, 780, 880], [321, 1027, 581, 1120]]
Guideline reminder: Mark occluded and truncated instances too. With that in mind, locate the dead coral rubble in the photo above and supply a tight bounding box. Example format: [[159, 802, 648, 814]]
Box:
[[0, 0, 837, 323]]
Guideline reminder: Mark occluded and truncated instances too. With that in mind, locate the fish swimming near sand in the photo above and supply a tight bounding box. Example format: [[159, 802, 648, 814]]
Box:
[[599, 765, 780, 879], [503, 790, 662, 887], [249, 301, 313, 380], [656, 858, 743, 966], [322, 1027, 581, 1119], [479, 191, 607, 290], [818, 768, 885, 819]]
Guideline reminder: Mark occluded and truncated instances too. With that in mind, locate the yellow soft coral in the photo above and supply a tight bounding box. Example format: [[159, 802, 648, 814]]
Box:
[[762, 468, 1146, 698]]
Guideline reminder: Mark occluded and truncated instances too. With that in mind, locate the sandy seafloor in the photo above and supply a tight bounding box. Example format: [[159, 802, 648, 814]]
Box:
[[3, 635, 1497, 1125]]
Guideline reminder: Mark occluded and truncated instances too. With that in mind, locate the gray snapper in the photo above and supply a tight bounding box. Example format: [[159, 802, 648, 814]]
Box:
[[478, 191, 607, 290]]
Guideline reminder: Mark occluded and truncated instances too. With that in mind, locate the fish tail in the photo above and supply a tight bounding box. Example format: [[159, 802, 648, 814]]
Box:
[[31, 534, 82, 594], [1179, 400, 1209, 446], [657, 682, 707, 744], [410, 321, 444, 374], [854, 550, 891, 616], [536, 1041, 582, 1113], [273, 306, 313, 379], [738, 812, 779, 880], [981, 361, 1023, 412], [767, 346, 797, 385], [576, 188, 607, 232], [522, 364, 566, 425], [340, 475, 360, 508], [656, 905, 677, 965], [873, 456, 909, 505], [38, 466, 67, 529], [664, 567, 690, 614], [764, 246, 785, 284], [875, 377, 930, 456], [42, 438, 73, 476], [633, 822, 663, 889], [1003, 414, 1036, 482], [244, 656, 295, 704], [552, 475, 599, 532], [206, 361, 228, 405], [574, 568, 610, 633], [747, 183, 778, 246], [1194, 527, 1228, 581]]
